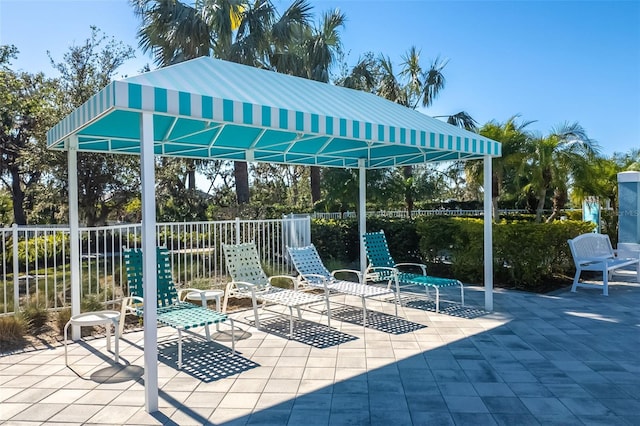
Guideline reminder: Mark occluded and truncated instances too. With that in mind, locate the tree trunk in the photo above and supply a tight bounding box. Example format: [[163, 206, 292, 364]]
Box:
[[535, 189, 546, 223], [311, 166, 321, 204], [546, 187, 567, 223], [234, 161, 250, 204], [492, 172, 500, 220], [403, 166, 414, 218], [10, 167, 26, 225]]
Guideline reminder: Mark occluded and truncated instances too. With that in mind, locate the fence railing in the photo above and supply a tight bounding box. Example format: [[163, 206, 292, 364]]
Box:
[[1, 216, 310, 316], [311, 209, 530, 220]]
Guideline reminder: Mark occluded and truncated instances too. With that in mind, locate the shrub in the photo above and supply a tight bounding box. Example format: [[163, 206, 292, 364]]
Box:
[[0, 315, 27, 350], [417, 217, 596, 291], [56, 308, 71, 334], [19, 298, 49, 332], [81, 294, 105, 312], [311, 217, 420, 265]]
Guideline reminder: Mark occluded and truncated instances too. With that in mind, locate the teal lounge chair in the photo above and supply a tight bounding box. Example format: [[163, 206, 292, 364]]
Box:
[[363, 230, 464, 313], [120, 247, 235, 369]]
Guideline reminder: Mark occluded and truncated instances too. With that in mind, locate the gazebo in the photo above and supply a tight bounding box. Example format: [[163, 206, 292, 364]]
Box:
[[47, 57, 501, 412]]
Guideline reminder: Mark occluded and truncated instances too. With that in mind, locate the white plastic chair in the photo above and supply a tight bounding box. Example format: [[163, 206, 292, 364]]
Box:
[[222, 242, 331, 337]]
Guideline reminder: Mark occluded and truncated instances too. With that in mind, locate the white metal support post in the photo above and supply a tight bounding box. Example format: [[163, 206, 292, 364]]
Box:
[[359, 159, 367, 274], [483, 155, 494, 312], [68, 136, 81, 339], [140, 112, 159, 412]]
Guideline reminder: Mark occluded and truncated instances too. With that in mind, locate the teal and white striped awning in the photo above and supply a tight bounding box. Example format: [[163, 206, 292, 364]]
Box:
[[47, 57, 501, 168]]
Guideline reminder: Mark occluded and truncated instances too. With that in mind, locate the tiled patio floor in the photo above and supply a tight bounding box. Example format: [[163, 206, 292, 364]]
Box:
[[1, 272, 639, 425]]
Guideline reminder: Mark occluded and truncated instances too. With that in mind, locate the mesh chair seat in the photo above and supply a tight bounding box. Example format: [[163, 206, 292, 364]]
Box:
[[363, 230, 464, 313], [122, 247, 235, 369]]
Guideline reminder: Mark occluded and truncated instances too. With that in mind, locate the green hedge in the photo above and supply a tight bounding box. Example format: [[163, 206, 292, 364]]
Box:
[[312, 217, 596, 292], [311, 218, 421, 265], [417, 218, 595, 290]]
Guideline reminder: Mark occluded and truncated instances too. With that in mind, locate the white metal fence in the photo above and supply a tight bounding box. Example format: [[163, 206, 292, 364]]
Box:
[[312, 209, 530, 220], [1, 216, 310, 315]]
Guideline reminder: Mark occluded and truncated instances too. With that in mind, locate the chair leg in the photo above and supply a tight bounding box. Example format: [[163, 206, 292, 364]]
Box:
[[222, 283, 232, 313], [323, 287, 332, 328], [362, 296, 367, 328], [571, 269, 581, 293], [113, 318, 120, 363], [106, 321, 111, 352], [435, 287, 440, 313], [394, 276, 401, 312], [602, 267, 609, 296], [64, 321, 70, 366], [459, 282, 465, 307], [252, 297, 261, 329], [289, 306, 294, 338], [231, 319, 236, 354], [177, 329, 183, 369]]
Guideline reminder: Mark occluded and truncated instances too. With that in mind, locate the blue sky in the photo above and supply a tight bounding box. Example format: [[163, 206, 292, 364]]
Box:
[[1, 0, 639, 157]]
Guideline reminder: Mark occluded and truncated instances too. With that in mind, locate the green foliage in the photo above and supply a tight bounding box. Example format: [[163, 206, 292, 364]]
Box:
[[417, 217, 596, 290], [8, 232, 68, 269], [0, 314, 27, 349], [56, 308, 71, 334], [81, 294, 105, 312], [311, 218, 358, 263], [310, 217, 421, 265], [19, 297, 49, 331]]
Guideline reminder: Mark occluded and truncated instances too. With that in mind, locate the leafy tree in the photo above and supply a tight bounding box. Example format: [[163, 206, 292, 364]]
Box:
[[338, 47, 476, 216], [464, 116, 532, 219], [571, 148, 640, 214], [133, 0, 313, 205], [291, 9, 345, 204], [0, 45, 62, 224], [47, 27, 139, 226], [521, 122, 598, 223]]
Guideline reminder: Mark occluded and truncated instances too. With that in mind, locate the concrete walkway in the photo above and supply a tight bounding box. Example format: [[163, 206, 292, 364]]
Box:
[[1, 273, 639, 425]]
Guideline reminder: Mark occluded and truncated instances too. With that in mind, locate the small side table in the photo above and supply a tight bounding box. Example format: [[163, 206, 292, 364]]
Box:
[[186, 289, 224, 311], [64, 310, 120, 366]]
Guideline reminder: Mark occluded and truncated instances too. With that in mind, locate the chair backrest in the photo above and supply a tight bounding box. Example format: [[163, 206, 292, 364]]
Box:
[[286, 244, 332, 285], [123, 247, 178, 308], [363, 230, 397, 280], [567, 233, 615, 266], [222, 243, 270, 290]]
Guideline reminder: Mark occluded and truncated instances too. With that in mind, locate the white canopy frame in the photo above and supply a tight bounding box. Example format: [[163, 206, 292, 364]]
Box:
[[51, 57, 500, 413]]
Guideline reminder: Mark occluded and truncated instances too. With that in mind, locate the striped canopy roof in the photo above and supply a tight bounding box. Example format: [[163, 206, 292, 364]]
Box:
[[47, 57, 501, 168]]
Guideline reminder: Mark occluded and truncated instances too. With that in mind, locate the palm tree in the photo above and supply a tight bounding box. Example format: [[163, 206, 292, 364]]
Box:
[[464, 116, 532, 219], [521, 122, 598, 223], [571, 148, 640, 216], [374, 47, 476, 215], [133, 0, 313, 204], [270, 8, 345, 204]]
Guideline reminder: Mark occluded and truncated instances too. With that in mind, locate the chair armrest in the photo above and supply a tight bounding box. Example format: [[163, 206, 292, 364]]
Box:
[[226, 280, 259, 291], [122, 296, 144, 307], [365, 266, 398, 282], [330, 269, 362, 283], [298, 273, 330, 288], [579, 256, 614, 264], [394, 262, 427, 275]]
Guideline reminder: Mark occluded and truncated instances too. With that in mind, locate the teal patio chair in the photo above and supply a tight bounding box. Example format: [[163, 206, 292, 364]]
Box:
[[120, 247, 235, 369], [222, 242, 331, 337], [286, 244, 399, 327], [363, 230, 464, 313]]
